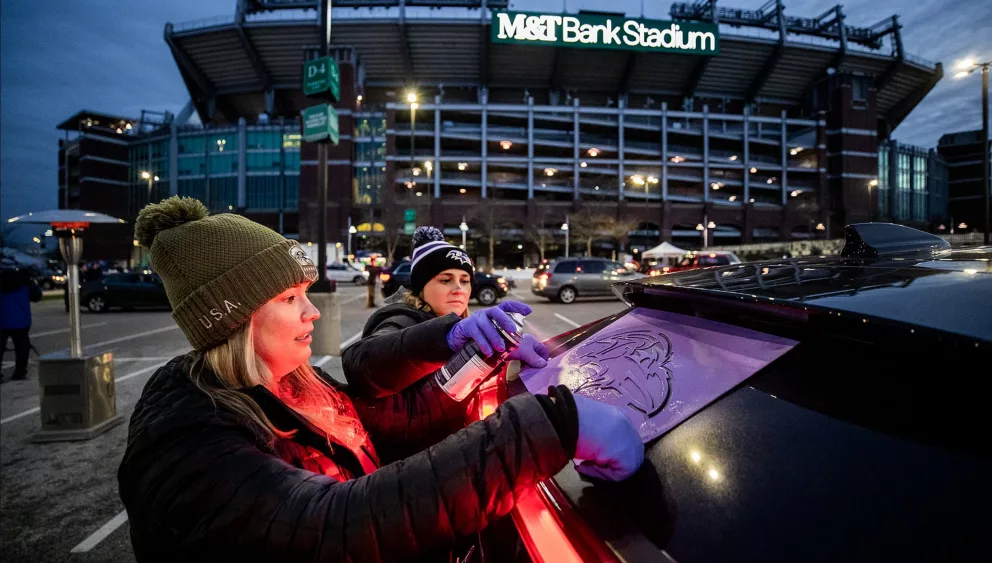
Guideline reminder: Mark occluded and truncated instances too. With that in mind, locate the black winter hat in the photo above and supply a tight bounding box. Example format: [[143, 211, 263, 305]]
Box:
[[409, 226, 474, 296]]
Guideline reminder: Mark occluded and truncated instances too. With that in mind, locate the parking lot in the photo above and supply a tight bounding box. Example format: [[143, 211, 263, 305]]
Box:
[[0, 280, 626, 562]]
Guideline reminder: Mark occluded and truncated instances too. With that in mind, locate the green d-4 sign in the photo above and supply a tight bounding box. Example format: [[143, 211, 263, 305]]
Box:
[[303, 56, 340, 102], [301, 104, 339, 145]]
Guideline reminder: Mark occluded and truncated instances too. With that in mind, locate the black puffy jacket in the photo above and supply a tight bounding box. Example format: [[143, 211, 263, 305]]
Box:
[[118, 353, 574, 563], [342, 291, 455, 399]]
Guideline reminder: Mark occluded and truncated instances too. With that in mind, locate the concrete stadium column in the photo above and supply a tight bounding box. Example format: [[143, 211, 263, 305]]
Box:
[[527, 96, 534, 199], [618, 98, 625, 201], [743, 106, 753, 243], [168, 123, 179, 197], [237, 117, 247, 209], [743, 106, 751, 204], [703, 105, 710, 202], [481, 88, 488, 199], [573, 98, 580, 201], [661, 102, 668, 202], [434, 95, 441, 199], [816, 112, 830, 235], [780, 110, 788, 206]]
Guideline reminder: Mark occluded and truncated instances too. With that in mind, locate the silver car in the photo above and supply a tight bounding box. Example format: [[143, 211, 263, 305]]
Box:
[[531, 258, 640, 304]]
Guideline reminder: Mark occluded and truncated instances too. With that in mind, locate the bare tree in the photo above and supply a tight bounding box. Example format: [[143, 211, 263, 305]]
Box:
[[363, 205, 405, 266], [523, 200, 560, 262], [469, 202, 508, 272], [569, 207, 610, 256]]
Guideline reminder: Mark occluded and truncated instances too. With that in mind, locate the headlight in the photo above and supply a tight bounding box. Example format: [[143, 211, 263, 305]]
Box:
[[497, 277, 506, 284]]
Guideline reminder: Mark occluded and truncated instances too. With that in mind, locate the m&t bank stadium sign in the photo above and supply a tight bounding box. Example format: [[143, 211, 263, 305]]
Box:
[[491, 11, 719, 55]]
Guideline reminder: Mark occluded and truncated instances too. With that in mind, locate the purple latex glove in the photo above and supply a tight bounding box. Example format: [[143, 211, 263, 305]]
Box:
[[573, 394, 644, 481], [446, 301, 533, 356], [507, 334, 549, 368]]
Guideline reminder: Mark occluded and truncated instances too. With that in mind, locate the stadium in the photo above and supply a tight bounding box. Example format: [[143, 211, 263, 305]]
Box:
[[57, 0, 946, 265]]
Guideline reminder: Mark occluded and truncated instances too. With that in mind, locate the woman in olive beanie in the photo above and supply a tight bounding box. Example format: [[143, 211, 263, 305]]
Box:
[[117, 197, 645, 563]]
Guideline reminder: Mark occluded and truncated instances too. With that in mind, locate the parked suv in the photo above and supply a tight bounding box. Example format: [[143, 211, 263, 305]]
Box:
[[669, 250, 742, 272], [531, 257, 640, 304]]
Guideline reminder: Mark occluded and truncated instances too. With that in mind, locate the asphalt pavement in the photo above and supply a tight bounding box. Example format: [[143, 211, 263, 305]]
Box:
[[0, 280, 626, 562]]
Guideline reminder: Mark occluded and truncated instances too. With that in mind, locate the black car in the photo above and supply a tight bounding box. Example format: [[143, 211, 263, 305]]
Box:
[[79, 271, 170, 312], [380, 261, 509, 306], [496, 223, 991, 563]]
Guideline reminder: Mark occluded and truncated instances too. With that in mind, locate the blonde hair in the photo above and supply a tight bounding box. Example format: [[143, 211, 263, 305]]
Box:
[[190, 322, 369, 453]]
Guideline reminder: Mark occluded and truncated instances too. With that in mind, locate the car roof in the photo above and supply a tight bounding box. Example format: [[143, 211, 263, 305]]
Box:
[[625, 246, 992, 342]]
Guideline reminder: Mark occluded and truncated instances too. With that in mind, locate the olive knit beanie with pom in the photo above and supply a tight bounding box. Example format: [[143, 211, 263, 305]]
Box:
[[134, 196, 318, 351], [409, 226, 474, 296]]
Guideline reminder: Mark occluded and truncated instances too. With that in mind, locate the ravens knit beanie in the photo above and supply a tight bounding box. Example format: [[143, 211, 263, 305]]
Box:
[[409, 226, 474, 296], [134, 196, 318, 351]]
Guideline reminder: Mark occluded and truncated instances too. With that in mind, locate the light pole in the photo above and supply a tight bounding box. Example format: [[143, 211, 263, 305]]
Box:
[[696, 218, 716, 249], [407, 92, 418, 203], [348, 224, 357, 257], [460, 217, 469, 249], [955, 57, 990, 245], [868, 178, 878, 222], [561, 217, 569, 257]]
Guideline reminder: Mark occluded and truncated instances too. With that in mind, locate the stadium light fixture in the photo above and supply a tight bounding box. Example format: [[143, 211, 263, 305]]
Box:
[[815, 223, 826, 231], [357, 94, 363, 102], [728, 155, 738, 161], [457, 162, 468, 171], [587, 147, 600, 157], [957, 57, 976, 70], [647, 176, 658, 184], [750, 167, 758, 174], [140, 171, 151, 180], [580, 161, 588, 168], [500, 140, 513, 150], [154, 176, 159, 182], [630, 174, 645, 185], [406, 91, 417, 104], [459, 188, 467, 194], [545, 168, 557, 176], [729, 196, 737, 202]]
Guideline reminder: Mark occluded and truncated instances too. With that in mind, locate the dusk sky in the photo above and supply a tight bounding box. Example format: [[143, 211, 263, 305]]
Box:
[[1, 0, 988, 225]]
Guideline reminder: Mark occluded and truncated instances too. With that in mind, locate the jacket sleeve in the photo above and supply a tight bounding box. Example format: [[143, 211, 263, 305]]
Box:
[[346, 369, 481, 463], [119, 394, 569, 563], [342, 313, 460, 398]]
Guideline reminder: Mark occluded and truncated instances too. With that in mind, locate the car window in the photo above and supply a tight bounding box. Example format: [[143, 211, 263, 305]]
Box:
[[554, 261, 578, 274], [679, 256, 694, 267], [394, 263, 410, 274], [580, 260, 606, 274]]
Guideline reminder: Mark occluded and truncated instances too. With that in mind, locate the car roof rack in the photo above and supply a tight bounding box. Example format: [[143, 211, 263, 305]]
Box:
[[840, 223, 950, 259]]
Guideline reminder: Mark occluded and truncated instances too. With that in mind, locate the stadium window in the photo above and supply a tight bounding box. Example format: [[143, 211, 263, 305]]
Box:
[[852, 76, 869, 103]]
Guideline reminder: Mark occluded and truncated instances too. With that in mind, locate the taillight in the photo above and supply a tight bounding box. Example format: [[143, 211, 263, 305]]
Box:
[[648, 269, 660, 276], [540, 272, 551, 281], [379, 273, 390, 282]]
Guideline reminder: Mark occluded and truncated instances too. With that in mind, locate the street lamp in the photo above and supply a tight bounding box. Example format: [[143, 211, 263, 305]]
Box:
[[348, 224, 357, 256], [460, 217, 469, 249], [561, 217, 569, 257], [696, 218, 716, 248], [868, 178, 878, 221], [407, 91, 418, 199], [955, 56, 990, 244]]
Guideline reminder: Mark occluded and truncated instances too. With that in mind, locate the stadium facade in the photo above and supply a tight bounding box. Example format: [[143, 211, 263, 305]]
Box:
[[57, 0, 948, 264]]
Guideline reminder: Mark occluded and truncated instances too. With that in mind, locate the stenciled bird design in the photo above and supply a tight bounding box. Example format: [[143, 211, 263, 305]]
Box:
[[570, 329, 673, 417]]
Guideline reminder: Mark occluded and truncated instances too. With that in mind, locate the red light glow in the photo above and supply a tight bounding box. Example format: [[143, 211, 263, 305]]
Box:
[[512, 488, 584, 563], [379, 273, 391, 282]]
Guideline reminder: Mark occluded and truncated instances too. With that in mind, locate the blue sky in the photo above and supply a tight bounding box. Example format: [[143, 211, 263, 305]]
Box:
[[1, 0, 988, 224]]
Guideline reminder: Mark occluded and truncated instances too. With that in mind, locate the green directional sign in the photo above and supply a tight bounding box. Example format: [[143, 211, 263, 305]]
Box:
[[491, 11, 719, 55], [404, 223, 416, 236], [404, 208, 416, 222], [302, 56, 341, 101], [301, 104, 340, 145]]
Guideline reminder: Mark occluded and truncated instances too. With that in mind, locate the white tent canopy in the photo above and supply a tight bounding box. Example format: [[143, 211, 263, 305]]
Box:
[[642, 241, 687, 259]]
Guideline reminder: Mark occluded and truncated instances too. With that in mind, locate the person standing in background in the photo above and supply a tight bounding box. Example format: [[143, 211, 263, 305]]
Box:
[[1, 257, 43, 382]]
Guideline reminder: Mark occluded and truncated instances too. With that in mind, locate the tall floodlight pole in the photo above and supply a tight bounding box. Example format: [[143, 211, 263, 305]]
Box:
[[955, 58, 991, 245]]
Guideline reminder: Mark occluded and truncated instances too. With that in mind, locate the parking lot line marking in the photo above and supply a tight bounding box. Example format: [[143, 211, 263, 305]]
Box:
[[70, 509, 128, 553], [312, 355, 331, 368], [554, 313, 581, 328], [80, 325, 180, 351], [114, 363, 165, 383], [0, 407, 40, 425], [341, 330, 363, 350], [31, 322, 108, 338], [1, 361, 175, 426]]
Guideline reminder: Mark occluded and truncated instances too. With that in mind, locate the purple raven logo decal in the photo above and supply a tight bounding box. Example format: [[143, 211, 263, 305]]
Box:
[[570, 329, 672, 417]]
